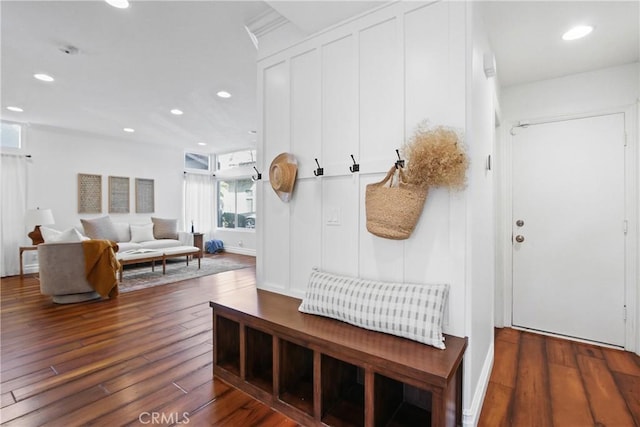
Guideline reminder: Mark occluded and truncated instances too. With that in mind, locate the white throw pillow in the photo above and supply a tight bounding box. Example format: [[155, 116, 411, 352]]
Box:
[[40, 226, 84, 243], [112, 222, 131, 242], [130, 223, 155, 243], [298, 269, 450, 349]]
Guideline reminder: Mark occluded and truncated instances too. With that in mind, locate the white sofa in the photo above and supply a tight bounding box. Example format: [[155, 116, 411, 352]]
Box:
[[78, 215, 193, 252], [40, 215, 194, 257], [37, 216, 195, 303], [99, 221, 193, 253]]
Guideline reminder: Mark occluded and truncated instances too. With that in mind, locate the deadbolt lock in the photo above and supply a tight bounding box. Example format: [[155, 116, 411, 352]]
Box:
[[516, 220, 524, 227]]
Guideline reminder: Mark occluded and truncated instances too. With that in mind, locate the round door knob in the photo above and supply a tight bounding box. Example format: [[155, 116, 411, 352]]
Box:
[[515, 235, 525, 243]]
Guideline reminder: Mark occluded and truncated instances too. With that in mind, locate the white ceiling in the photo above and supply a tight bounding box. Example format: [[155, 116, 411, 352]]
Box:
[[1, 1, 638, 153], [482, 1, 639, 88]]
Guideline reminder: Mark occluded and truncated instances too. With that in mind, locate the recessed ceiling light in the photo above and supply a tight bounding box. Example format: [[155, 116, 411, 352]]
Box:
[[562, 25, 594, 41], [123, 127, 135, 133], [217, 91, 232, 98], [198, 142, 207, 146], [34, 73, 54, 82], [248, 130, 257, 135], [170, 109, 184, 115], [7, 106, 24, 112], [105, 0, 129, 9]]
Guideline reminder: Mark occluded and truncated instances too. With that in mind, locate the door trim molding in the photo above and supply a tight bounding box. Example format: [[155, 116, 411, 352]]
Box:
[[496, 104, 638, 353]]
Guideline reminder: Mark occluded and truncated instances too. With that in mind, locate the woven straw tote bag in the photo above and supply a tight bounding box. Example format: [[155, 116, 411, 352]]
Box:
[[365, 166, 428, 240]]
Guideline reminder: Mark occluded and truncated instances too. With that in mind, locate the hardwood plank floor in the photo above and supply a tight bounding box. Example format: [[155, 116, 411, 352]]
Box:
[[479, 327, 640, 427], [2, 256, 639, 426], [1, 253, 297, 426]]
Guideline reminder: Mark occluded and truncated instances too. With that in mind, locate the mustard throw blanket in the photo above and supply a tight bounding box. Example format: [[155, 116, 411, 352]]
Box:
[[82, 240, 121, 298]]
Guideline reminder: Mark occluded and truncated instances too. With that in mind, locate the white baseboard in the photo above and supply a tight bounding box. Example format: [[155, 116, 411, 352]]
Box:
[[222, 246, 256, 256], [463, 341, 494, 427], [24, 264, 39, 275]]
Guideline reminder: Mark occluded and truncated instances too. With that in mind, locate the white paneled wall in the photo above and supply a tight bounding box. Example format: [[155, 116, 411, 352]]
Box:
[[405, 1, 466, 130], [322, 35, 358, 175], [257, 2, 467, 340], [359, 17, 403, 171], [257, 2, 503, 422], [290, 180, 322, 295], [322, 175, 360, 276], [260, 60, 291, 291], [290, 49, 321, 178]]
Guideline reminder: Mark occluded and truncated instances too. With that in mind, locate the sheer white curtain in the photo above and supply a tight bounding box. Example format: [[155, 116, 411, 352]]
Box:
[[183, 173, 215, 241], [1, 154, 27, 277]]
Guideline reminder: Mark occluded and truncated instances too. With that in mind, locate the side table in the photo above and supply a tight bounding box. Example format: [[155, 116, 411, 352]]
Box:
[[19, 245, 38, 278], [192, 233, 204, 258]]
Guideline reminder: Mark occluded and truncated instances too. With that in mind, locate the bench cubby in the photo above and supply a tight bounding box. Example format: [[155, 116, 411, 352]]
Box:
[[278, 339, 314, 415], [374, 374, 431, 427], [214, 315, 240, 376], [321, 355, 365, 427], [210, 288, 467, 427], [245, 326, 273, 393]]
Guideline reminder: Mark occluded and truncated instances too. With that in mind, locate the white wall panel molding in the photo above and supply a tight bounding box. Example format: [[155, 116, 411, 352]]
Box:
[[359, 17, 403, 168], [257, 0, 489, 415], [290, 179, 322, 297], [258, 0, 467, 302], [321, 34, 359, 177], [262, 60, 291, 170], [291, 48, 321, 179], [321, 176, 360, 276]]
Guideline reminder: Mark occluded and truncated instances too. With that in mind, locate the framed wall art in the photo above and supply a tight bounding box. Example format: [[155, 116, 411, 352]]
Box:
[[108, 176, 130, 213], [78, 173, 102, 213], [135, 178, 154, 213]]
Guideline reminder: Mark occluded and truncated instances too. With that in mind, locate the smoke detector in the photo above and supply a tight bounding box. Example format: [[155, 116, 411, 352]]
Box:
[[59, 45, 80, 55]]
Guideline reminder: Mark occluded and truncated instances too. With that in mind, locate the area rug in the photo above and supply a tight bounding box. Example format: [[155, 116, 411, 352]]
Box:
[[118, 257, 252, 293]]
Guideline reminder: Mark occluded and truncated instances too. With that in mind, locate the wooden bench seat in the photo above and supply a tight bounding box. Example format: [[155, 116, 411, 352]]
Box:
[[210, 287, 467, 427]]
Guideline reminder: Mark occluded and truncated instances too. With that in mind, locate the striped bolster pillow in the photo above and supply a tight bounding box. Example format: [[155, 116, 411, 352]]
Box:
[[298, 269, 449, 349]]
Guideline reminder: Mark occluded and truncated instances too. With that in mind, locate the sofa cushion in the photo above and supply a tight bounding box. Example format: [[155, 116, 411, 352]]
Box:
[[130, 223, 155, 243], [298, 269, 450, 349], [112, 222, 131, 243], [139, 239, 182, 250], [81, 216, 119, 241], [40, 226, 85, 243], [151, 217, 178, 240], [116, 242, 142, 252]]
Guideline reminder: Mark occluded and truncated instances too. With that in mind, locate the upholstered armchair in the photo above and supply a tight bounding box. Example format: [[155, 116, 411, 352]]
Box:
[[38, 242, 102, 304]]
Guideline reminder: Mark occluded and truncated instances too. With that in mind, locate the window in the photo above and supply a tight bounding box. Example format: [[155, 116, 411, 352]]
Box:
[[184, 152, 210, 172], [1, 121, 22, 150], [217, 149, 256, 171], [218, 178, 255, 229], [215, 149, 257, 231]]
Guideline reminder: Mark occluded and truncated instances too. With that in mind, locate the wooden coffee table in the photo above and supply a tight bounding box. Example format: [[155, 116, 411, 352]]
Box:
[[161, 246, 201, 273], [117, 246, 201, 281], [117, 250, 163, 282]]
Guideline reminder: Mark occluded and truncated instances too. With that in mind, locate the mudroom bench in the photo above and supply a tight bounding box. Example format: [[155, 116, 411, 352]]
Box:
[[209, 287, 467, 427]]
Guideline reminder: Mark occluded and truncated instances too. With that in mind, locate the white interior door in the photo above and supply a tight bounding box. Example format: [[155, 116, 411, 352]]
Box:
[[512, 113, 626, 346]]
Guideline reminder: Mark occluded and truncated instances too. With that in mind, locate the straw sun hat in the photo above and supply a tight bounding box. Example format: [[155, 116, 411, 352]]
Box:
[[269, 153, 298, 202]]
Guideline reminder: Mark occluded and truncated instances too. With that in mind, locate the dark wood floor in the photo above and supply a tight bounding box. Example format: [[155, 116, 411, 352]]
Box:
[[479, 327, 640, 427], [2, 254, 639, 426], [1, 253, 296, 426]]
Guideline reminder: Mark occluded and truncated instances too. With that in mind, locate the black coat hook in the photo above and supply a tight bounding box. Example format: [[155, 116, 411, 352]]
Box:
[[349, 154, 360, 173], [251, 166, 262, 181], [314, 158, 324, 176], [395, 149, 405, 169]]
